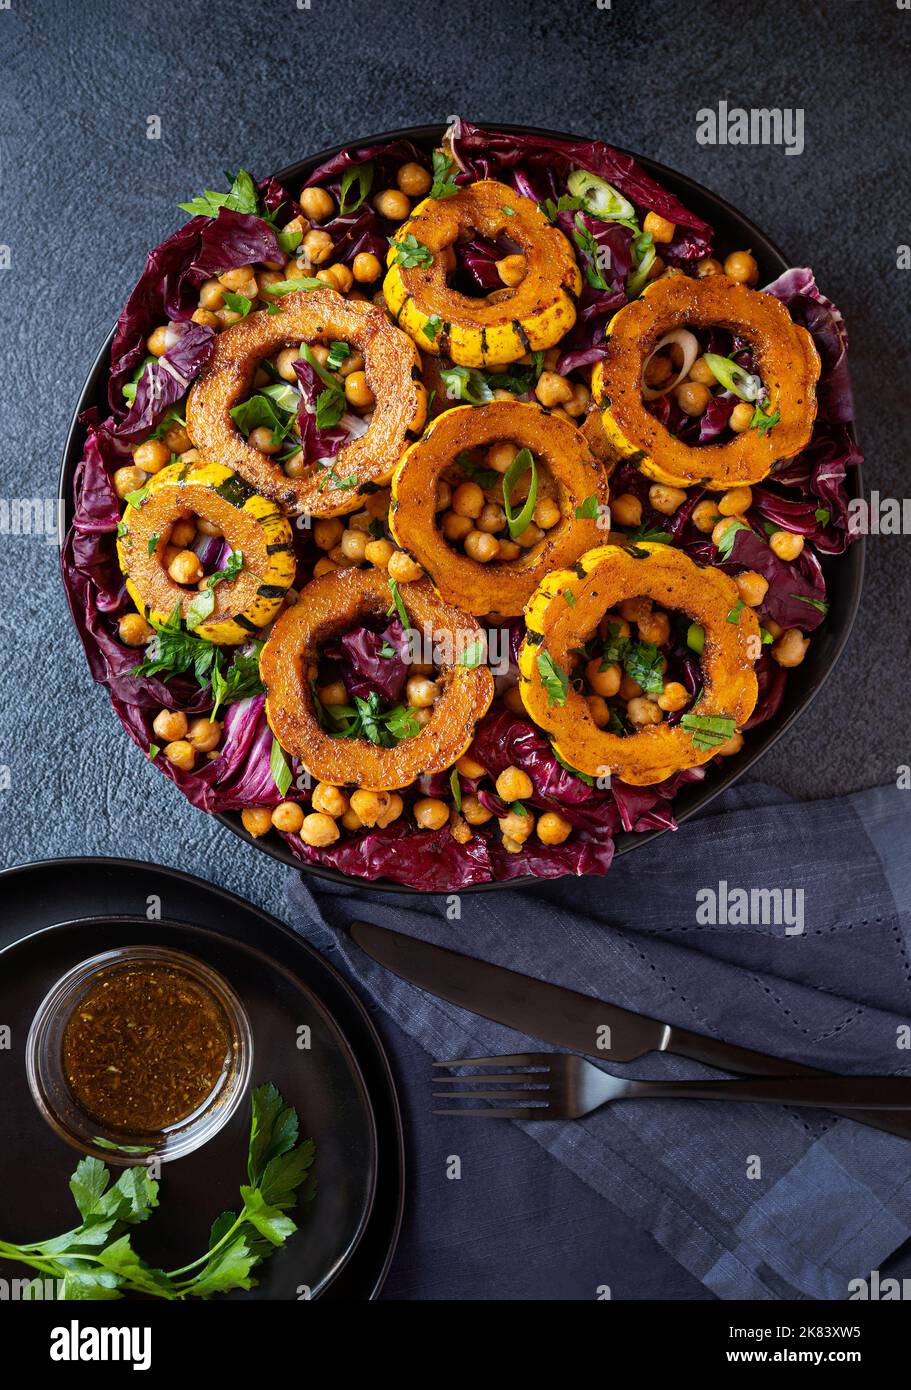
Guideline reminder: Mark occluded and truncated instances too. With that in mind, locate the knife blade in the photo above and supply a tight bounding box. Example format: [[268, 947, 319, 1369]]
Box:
[[350, 920, 911, 1142]]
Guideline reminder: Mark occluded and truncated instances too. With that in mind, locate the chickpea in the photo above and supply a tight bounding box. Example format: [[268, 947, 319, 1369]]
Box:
[[714, 730, 744, 758], [164, 740, 195, 771], [454, 795, 489, 828], [645, 353, 673, 388], [314, 517, 344, 551], [339, 349, 365, 378], [764, 619, 783, 639], [300, 186, 335, 221], [268, 801, 303, 834], [599, 613, 630, 640], [118, 612, 154, 647], [131, 439, 170, 475], [498, 539, 521, 561], [341, 808, 363, 832], [340, 528, 368, 563], [374, 188, 411, 221], [676, 381, 711, 417], [363, 537, 394, 569], [450, 812, 473, 845], [619, 673, 642, 701], [276, 346, 301, 382], [435, 480, 452, 512], [657, 682, 690, 713], [198, 278, 225, 310], [249, 425, 281, 455], [153, 708, 189, 743], [187, 717, 221, 752], [162, 421, 192, 454], [441, 510, 473, 543], [648, 484, 687, 516], [496, 254, 527, 288], [316, 263, 353, 293], [718, 486, 753, 517], [772, 628, 810, 668], [375, 793, 404, 828], [344, 371, 375, 411], [503, 685, 525, 715], [302, 229, 334, 265], [464, 529, 500, 563], [535, 371, 573, 408], [312, 782, 348, 817], [486, 441, 519, 474], [300, 812, 341, 847], [457, 752, 486, 779], [414, 797, 449, 830], [471, 502, 502, 535], [638, 610, 671, 646], [533, 497, 561, 530], [729, 402, 755, 432], [215, 307, 243, 329], [318, 680, 348, 707], [192, 308, 220, 329], [611, 493, 643, 528], [619, 596, 651, 624], [585, 658, 621, 698], [627, 697, 663, 727], [307, 343, 331, 368], [242, 807, 274, 838], [499, 809, 534, 844], [692, 498, 722, 534], [724, 250, 759, 285], [393, 160, 430, 197], [284, 452, 306, 479], [695, 257, 723, 278], [177, 448, 201, 467], [712, 516, 744, 551], [167, 549, 204, 586], [585, 694, 609, 728], [688, 356, 717, 387], [735, 570, 769, 607], [641, 209, 675, 242], [564, 381, 591, 418], [451, 480, 485, 519], [146, 324, 169, 357], [495, 766, 533, 802], [537, 811, 573, 846], [769, 529, 805, 562], [352, 251, 382, 283], [513, 522, 543, 549], [387, 549, 424, 583], [406, 675, 439, 708]]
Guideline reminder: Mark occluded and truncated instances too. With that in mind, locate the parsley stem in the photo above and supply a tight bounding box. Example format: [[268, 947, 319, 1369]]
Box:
[[165, 1213, 244, 1280]]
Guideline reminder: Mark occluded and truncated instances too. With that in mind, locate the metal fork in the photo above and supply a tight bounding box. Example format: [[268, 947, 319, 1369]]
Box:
[[433, 1053, 911, 1120]]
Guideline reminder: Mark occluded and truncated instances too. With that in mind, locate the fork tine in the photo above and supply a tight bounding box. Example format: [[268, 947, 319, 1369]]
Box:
[[432, 1107, 542, 1119], [433, 1053, 550, 1068], [432, 1075, 550, 1086], [432, 1090, 550, 1103]]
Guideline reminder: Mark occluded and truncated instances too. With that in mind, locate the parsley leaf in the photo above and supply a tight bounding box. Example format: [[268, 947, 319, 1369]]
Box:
[[441, 365, 493, 405], [574, 495, 599, 520], [386, 576, 410, 628], [680, 712, 737, 751], [178, 168, 260, 219], [390, 233, 434, 268], [536, 650, 569, 708], [429, 149, 459, 200]]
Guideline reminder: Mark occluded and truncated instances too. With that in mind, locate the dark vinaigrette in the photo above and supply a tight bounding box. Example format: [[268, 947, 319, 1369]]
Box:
[[61, 963, 233, 1134]]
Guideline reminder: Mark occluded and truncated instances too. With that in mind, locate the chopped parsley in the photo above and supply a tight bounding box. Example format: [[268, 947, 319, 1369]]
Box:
[[536, 650, 569, 708], [390, 234, 433, 269], [429, 149, 459, 200]]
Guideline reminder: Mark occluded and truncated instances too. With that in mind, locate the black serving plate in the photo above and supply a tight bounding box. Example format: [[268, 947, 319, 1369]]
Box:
[[0, 859, 404, 1299], [59, 122, 864, 894]]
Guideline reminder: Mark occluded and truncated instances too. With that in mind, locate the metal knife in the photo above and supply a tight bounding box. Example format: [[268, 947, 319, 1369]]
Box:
[[349, 921, 911, 1142]]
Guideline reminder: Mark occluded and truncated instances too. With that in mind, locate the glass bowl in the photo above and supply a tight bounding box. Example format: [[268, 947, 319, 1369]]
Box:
[[26, 945, 252, 1164]]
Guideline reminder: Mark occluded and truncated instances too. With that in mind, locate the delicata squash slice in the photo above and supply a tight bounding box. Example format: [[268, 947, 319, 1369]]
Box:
[[384, 180, 582, 367], [390, 400, 610, 616], [591, 275, 821, 490], [185, 288, 427, 517], [518, 543, 759, 786], [260, 567, 494, 791], [116, 460, 295, 645]]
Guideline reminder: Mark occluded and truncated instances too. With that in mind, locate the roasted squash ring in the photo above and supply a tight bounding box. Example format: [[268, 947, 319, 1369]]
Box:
[[591, 275, 821, 490], [260, 567, 494, 791], [518, 543, 759, 786], [116, 460, 295, 645], [185, 288, 427, 518], [384, 180, 582, 368], [390, 400, 610, 617]]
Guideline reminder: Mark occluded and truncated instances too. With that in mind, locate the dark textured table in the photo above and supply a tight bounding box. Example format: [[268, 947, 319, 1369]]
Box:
[[1, 0, 907, 1299]]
